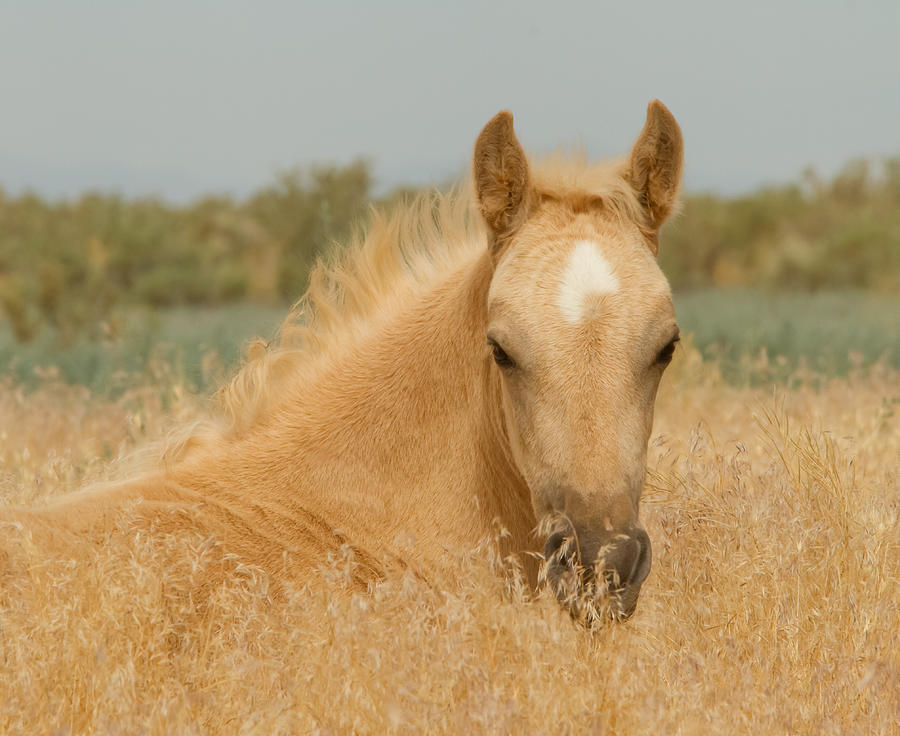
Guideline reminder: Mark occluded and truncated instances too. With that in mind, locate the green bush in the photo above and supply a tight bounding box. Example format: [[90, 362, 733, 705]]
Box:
[[1, 157, 899, 345], [661, 157, 900, 292], [0, 161, 372, 342]]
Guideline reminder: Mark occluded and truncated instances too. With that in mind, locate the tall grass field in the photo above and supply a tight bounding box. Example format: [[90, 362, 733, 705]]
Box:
[[0, 303, 897, 733], [2, 161, 899, 733]]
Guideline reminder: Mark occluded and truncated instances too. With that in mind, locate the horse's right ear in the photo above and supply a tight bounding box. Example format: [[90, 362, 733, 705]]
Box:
[[473, 111, 533, 248]]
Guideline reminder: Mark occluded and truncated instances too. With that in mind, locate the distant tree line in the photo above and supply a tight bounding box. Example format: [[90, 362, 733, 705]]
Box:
[[659, 158, 900, 292], [1, 157, 898, 343], [0, 162, 373, 343]]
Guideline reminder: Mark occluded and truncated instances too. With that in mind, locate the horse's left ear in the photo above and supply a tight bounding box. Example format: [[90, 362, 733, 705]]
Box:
[[474, 110, 533, 250], [628, 100, 684, 253]]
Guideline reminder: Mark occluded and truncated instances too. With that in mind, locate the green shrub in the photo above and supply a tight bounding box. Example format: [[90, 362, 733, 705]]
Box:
[[1, 157, 899, 345]]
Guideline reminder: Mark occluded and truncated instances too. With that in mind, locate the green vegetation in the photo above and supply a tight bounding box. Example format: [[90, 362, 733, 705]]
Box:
[[0, 304, 285, 394], [3, 157, 900, 343], [0, 161, 372, 344], [660, 159, 900, 291], [0, 292, 896, 394], [1, 157, 898, 389], [673, 289, 900, 382]]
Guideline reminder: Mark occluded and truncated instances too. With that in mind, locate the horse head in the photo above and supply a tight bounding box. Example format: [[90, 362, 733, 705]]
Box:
[[474, 101, 683, 620]]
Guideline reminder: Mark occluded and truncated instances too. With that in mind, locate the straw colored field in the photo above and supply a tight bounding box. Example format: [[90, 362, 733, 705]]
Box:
[[0, 346, 897, 734]]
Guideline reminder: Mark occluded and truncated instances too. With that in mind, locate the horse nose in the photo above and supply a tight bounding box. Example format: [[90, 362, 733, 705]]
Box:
[[547, 524, 651, 588], [544, 523, 652, 619]]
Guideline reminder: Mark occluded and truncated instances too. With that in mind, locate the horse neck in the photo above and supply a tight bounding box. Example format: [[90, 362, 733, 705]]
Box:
[[170, 245, 535, 563], [287, 247, 533, 549], [366, 247, 533, 548]]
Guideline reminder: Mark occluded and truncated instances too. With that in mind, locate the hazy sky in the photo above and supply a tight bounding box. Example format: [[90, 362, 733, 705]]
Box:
[[1, 1, 897, 202]]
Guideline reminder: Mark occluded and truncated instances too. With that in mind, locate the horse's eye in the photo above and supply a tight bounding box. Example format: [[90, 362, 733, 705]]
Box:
[[656, 336, 680, 366], [488, 339, 516, 369]]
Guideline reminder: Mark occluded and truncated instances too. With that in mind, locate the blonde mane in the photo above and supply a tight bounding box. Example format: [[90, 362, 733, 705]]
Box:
[[214, 153, 645, 436]]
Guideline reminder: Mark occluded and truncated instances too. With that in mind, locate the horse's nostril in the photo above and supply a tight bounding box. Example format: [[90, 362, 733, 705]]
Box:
[[544, 531, 576, 566], [544, 531, 562, 558], [630, 529, 652, 587], [596, 529, 651, 591]]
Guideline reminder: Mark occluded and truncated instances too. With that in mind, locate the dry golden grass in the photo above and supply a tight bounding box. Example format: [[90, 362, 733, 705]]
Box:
[[1, 346, 897, 735]]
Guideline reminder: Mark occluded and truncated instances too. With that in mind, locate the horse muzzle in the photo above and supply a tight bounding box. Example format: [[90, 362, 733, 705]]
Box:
[[543, 522, 652, 622]]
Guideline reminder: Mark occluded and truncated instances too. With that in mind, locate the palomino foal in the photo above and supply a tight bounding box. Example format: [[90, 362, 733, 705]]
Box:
[[475, 101, 682, 618], [2, 102, 682, 624]]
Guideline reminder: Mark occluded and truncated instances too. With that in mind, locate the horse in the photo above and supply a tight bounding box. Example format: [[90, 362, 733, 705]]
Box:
[[1, 100, 683, 621]]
